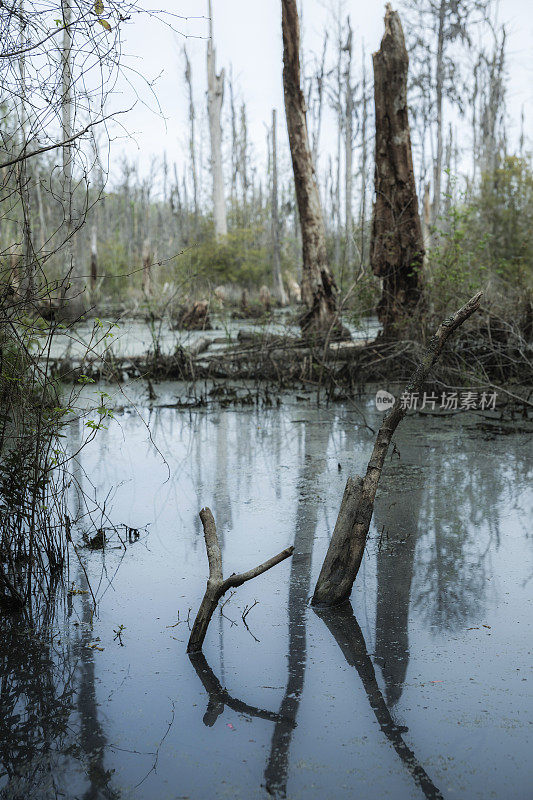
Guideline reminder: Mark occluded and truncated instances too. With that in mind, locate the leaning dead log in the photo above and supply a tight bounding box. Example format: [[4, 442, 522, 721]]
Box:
[[371, 5, 424, 337], [187, 507, 294, 652], [312, 291, 483, 607]]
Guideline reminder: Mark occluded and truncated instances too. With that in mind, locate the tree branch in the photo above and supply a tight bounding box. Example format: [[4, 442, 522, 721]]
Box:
[[187, 507, 294, 653], [312, 291, 483, 607], [0, 110, 128, 171]]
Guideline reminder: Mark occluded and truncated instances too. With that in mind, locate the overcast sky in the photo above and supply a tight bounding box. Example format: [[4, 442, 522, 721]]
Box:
[[106, 0, 532, 187]]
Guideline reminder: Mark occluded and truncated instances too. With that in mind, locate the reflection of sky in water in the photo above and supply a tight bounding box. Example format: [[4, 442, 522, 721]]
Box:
[[40, 313, 380, 360], [0, 396, 531, 800]]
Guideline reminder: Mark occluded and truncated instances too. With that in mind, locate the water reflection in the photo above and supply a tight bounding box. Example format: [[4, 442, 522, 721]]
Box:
[[373, 452, 422, 706], [315, 603, 443, 800], [189, 652, 293, 728], [264, 416, 332, 797], [73, 574, 120, 800], [0, 613, 74, 799], [1, 400, 530, 800]]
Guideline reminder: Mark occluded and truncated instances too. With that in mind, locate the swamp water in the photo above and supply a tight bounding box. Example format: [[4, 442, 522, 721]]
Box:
[[0, 388, 531, 800]]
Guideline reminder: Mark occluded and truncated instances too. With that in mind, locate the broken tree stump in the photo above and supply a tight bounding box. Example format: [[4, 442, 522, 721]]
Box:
[[312, 291, 483, 607], [187, 507, 294, 653], [178, 300, 212, 331], [371, 5, 425, 337]]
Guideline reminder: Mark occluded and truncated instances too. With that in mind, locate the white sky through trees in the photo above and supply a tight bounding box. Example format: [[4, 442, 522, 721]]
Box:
[[108, 0, 532, 190]]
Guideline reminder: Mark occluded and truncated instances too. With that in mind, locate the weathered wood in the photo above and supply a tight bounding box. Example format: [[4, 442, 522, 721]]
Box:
[[312, 291, 483, 607], [371, 5, 424, 337], [207, 0, 227, 238], [312, 476, 363, 606], [281, 0, 340, 335], [177, 300, 211, 331], [187, 507, 294, 652]]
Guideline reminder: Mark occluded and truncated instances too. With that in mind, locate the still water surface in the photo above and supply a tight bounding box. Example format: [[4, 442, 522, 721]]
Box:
[[1, 390, 531, 799]]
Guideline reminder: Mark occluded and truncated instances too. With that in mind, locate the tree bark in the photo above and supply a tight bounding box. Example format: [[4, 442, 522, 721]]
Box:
[[370, 5, 424, 338], [312, 291, 482, 607], [281, 0, 341, 336], [187, 507, 294, 652], [207, 0, 227, 238]]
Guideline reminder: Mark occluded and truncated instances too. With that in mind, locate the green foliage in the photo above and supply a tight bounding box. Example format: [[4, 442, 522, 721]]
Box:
[[426, 156, 533, 317], [476, 156, 533, 283], [186, 228, 271, 286]]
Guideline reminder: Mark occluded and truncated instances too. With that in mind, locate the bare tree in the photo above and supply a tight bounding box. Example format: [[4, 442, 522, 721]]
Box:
[[60, 0, 84, 317], [359, 42, 370, 271], [184, 46, 199, 233], [343, 17, 355, 277], [271, 109, 288, 306], [401, 0, 491, 227], [311, 30, 328, 169], [281, 0, 341, 335], [206, 0, 227, 237], [370, 4, 424, 337]]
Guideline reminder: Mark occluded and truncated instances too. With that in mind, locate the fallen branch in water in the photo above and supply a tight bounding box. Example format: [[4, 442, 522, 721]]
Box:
[[187, 507, 294, 652], [312, 291, 484, 607]]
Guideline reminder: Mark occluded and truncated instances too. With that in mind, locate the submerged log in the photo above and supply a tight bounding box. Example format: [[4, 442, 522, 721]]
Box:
[[312, 291, 483, 607], [187, 507, 294, 652], [371, 5, 424, 337]]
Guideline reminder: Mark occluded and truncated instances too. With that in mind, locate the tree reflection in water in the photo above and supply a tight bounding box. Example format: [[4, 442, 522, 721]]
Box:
[[0, 581, 119, 800], [315, 603, 443, 800]]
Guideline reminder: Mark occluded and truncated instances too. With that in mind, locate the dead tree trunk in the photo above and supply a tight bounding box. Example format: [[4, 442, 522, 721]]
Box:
[[90, 224, 97, 297], [359, 44, 369, 272], [60, 0, 84, 318], [142, 238, 151, 296], [281, 0, 341, 336], [422, 182, 431, 258], [207, 0, 227, 238], [344, 18, 354, 277], [312, 291, 482, 607], [370, 5, 424, 338], [187, 507, 294, 652], [432, 0, 445, 228], [184, 46, 199, 234], [271, 109, 288, 306]]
